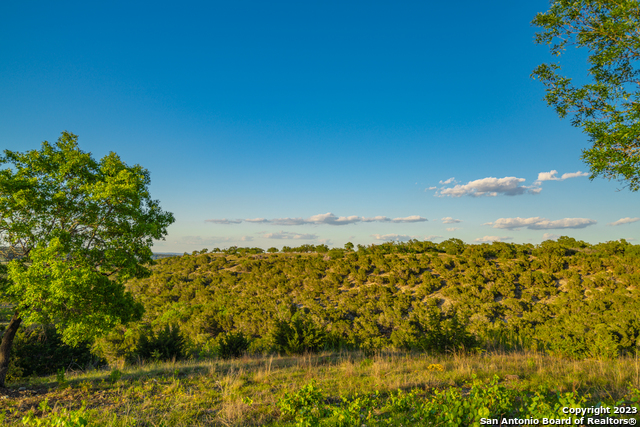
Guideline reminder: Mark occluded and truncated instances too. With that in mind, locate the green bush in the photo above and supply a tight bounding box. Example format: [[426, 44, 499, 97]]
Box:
[[91, 325, 140, 366], [390, 307, 478, 354], [9, 324, 101, 380], [137, 324, 186, 361], [217, 331, 250, 359], [271, 313, 327, 355]]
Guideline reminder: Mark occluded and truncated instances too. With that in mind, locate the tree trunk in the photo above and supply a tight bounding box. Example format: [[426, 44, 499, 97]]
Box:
[[0, 312, 22, 388]]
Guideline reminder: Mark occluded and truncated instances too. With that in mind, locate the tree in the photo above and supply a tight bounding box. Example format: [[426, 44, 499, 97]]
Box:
[[532, 0, 640, 190], [0, 132, 174, 386]]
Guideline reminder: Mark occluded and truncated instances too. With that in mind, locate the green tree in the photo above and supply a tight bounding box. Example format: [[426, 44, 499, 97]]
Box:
[[0, 132, 174, 386], [532, 0, 640, 190]]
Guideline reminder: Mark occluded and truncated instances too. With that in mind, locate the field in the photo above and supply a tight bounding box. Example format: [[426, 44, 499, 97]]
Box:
[[2, 350, 639, 426]]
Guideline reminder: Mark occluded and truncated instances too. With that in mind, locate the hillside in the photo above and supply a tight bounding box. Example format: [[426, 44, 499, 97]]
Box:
[[112, 237, 640, 361], [3, 237, 640, 425]]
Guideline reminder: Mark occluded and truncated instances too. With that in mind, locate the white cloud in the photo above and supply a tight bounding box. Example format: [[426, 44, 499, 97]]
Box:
[[245, 218, 268, 223], [270, 217, 307, 226], [440, 177, 456, 185], [474, 236, 513, 243], [207, 213, 427, 226], [485, 217, 546, 230], [262, 231, 318, 240], [536, 170, 559, 181], [362, 216, 390, 222], [240, 236, 254, 241], [485, 217, 596, 230], [441, 217, 462, 224], [426, 186, 437, 191], [609, 217, 640, 226], [205, 218, 243, 224], [438, 176, 537, 197], [446, 227, 460, 232], [425, 235, 443, 241], [529, 218, 596, 230], [529, 186, 543, 194], [391, 215, 427, 223], [306, 213, 362, 225], [561, 171, 589, 179], [536, 170, 589, 182], [542, 233, 560, 241], [371, 234, 415, 241]]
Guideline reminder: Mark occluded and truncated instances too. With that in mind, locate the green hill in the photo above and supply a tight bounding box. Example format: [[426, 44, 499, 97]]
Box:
[[108, 237, 640, 362]]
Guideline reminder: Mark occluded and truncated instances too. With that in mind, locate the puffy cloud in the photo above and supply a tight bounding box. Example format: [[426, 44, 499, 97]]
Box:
[[362, 216, 390, 222], [204, 218, 243, 224], [485, 217, 596, 230], [438, 176, 537, 197], [609, 217, 640, 226], [474, 236, 513, 243], [441, 217, 462, 224], [307, 213, 362, 225], [439, 177, 456, 185], [446, 227, 460, 232], [426, 186, 438, 191], [425, 235, 443, 241], [484, 217, 546, 230], [240, 236, 254, 241], [536, 170, 589, 182], [537, 170, 560, 181], [262, 231, 318, 240], [542, 233, 560, 241]]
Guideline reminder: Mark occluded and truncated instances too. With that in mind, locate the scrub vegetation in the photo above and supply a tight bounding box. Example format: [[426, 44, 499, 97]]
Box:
[[2, 237, 640, 425]]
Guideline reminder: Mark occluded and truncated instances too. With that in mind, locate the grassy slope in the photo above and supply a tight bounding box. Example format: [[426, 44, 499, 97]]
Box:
[[2, 350, 639, 426]]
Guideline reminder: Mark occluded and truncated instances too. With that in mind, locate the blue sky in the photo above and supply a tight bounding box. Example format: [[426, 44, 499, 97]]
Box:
[[2, 1, 638, 251]]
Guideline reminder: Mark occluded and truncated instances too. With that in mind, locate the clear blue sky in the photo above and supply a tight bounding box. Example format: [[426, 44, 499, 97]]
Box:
[[2, 1, 638, 251]]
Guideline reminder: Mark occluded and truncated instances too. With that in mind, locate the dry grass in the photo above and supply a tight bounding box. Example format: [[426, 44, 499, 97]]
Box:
[[2, 350, 639, 426]]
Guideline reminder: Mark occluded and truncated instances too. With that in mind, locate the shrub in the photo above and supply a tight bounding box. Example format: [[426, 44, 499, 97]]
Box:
[[91, 325, 140, 367], [438, 238, 466, 255], [137, 324, 186, 361], [9, 324, 101, 379], [397, 306, 478, 353], [271, 313, 327, 355], [217, 331, 250, 359]]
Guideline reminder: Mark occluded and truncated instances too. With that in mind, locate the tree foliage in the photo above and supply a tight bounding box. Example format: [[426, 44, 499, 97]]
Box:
[[532, 0, 640, 190], [0, 132, 173, 385]]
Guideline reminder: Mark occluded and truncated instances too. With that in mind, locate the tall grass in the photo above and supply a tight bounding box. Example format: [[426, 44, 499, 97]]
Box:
[[2, 350, 639, 426]]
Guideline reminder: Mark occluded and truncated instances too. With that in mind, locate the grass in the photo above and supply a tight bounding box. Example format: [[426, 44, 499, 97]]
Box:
[[2, 350, 639, 426]]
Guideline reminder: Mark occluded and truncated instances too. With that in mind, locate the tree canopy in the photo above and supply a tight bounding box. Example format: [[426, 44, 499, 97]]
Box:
[[532, 0, 640, 190], [0, 132, 174, 386]]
